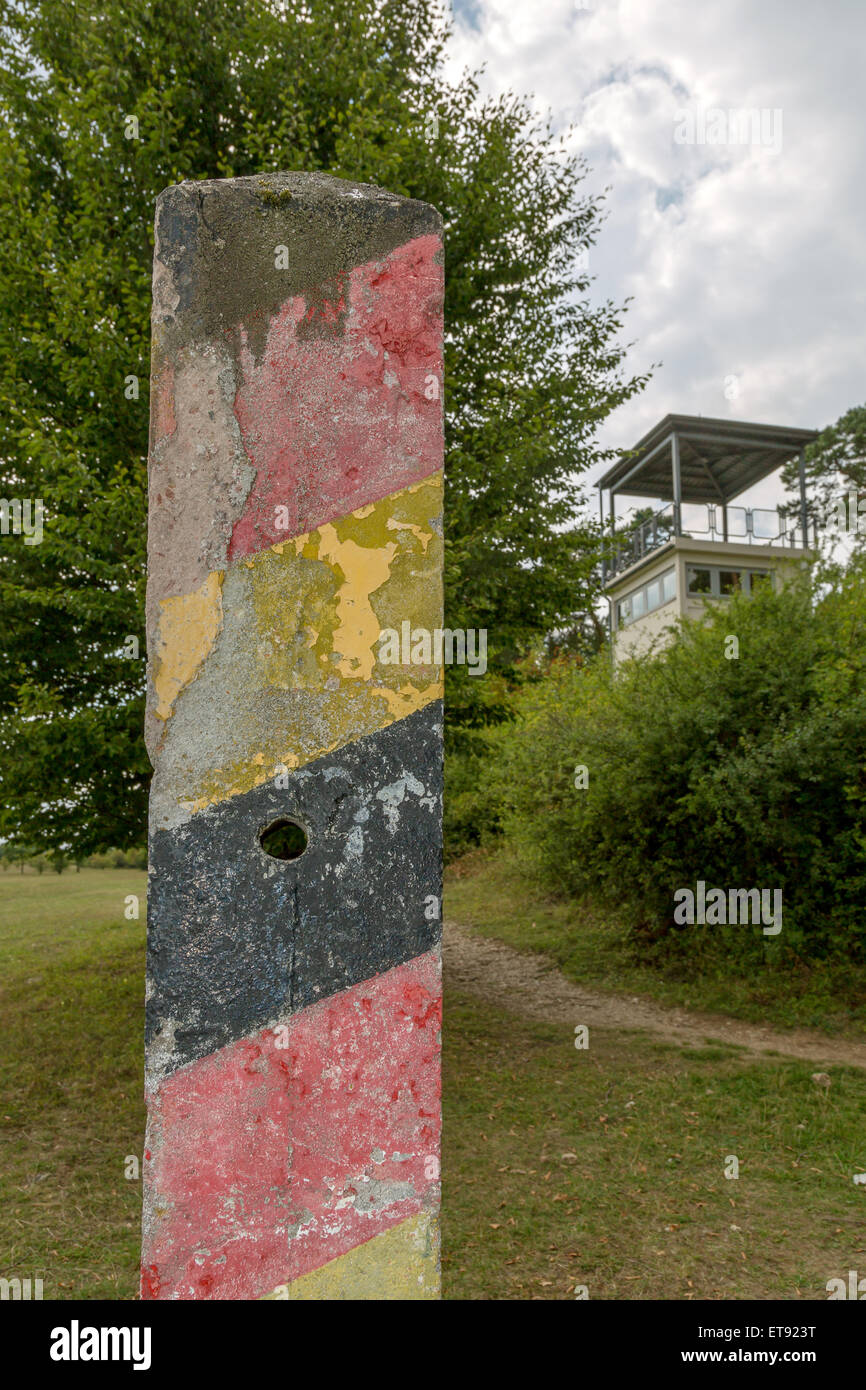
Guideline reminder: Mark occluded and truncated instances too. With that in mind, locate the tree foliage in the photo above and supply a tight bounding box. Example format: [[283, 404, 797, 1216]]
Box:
[[783, 401, 866, 554], [0, 0, 646, 854], [484, 562, 866, 971]]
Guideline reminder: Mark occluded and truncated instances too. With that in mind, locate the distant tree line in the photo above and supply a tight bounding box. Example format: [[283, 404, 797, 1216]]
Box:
[[0, 844, 147, 873]]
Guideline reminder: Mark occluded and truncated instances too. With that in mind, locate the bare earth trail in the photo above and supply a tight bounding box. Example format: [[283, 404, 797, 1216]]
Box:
[[445, 921, 866, 1071]]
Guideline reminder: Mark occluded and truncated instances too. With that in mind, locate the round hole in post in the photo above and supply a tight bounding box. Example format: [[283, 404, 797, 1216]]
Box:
[[259, 818, 308, 861]]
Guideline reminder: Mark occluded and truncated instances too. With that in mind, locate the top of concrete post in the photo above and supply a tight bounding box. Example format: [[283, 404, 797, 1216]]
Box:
[[152, 171, 443, 359]]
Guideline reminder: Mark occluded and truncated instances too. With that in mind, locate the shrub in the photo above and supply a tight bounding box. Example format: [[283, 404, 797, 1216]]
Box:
[[488, 561, 866, 970], [444, 729, 504, 862]]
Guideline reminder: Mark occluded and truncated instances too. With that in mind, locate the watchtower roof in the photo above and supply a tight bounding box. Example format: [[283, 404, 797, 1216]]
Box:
[[598, 414, 818, 504]]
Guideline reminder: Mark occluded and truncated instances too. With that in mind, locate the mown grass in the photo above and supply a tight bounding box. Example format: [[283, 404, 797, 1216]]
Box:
[[2, 868, 864, 1301], [445, 848, 866, 1038], [0, 869, 146, 1299], [441, 991, 866, 1300]]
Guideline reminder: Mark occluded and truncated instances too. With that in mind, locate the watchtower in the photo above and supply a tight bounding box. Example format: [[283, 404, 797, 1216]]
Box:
[[598, 415, 818, 664]]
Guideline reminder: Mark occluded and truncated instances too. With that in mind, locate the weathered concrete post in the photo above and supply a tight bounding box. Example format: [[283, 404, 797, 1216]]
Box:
[[141, 173, 443, 1300]]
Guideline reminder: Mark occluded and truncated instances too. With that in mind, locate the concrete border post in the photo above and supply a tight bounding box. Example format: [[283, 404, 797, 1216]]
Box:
[[141, 172, 444, 1300]]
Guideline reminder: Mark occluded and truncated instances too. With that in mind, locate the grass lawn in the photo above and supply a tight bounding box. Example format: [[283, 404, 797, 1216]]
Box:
[[445, 848, 866, 1038], [2, 865, 864, 1300], [441, 991, 866, 1299], [0, 868, 146, 1299]]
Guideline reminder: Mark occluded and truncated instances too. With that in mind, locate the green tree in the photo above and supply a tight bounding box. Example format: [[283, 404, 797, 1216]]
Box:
[[2, 840, 37, 872], [0, 0, 646, 855], [782, 402, 866, 552]]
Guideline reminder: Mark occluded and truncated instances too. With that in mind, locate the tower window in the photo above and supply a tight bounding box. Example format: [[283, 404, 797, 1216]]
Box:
[[686, 565, 776, 599], [616, 567, 676, 627]]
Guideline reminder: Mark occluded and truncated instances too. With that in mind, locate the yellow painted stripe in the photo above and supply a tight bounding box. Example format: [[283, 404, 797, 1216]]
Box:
[[261, 1212, 439, 1301], [152, 570, 224, 721], [150, 474, 443, 819]]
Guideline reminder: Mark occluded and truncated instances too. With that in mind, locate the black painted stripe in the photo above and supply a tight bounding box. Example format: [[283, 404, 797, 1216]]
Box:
[[145, 702, 442, 1078]]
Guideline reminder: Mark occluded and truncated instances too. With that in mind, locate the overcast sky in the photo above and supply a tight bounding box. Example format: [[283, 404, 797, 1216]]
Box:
[[447, 0, 865, 511]]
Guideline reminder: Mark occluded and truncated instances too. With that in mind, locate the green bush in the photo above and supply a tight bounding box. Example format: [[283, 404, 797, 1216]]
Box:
[[444, 729, 504, 862], [83, 846, 147, 870], [487, 561, 866, 970]]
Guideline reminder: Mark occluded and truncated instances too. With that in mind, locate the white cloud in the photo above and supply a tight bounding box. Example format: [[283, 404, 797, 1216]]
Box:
[[447, 0, 866, 509]]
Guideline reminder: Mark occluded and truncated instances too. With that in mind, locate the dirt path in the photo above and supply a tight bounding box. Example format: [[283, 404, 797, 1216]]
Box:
[[445, 920, 866, 1071]]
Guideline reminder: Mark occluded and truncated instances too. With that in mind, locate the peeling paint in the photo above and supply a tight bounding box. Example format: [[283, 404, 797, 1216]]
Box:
[[150, 475, 443, 829], [144, 172, 442, 1301], [146, 706, 442, 1077], [152, 570, 224, 722], [142, 954, 441, 1300], [229, 234, 443, 558]]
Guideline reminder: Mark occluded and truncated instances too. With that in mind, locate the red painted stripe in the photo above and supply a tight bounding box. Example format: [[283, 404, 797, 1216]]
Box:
[[228, 234, 443, 560], [141, 950, 441, 1300]]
